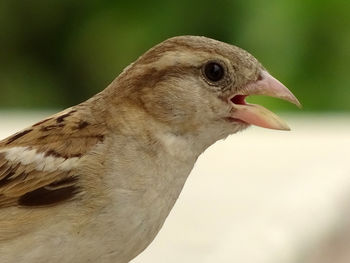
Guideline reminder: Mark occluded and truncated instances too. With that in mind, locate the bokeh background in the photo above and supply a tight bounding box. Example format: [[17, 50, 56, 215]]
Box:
[[1, 1, 350, 263], [1, 0, 349, 111]]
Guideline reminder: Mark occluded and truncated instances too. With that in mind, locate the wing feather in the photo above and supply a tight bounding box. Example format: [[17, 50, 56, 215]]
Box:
[[0, 105, 107, 209]]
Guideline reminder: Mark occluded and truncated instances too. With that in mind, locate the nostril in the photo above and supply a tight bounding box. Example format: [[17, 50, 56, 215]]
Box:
[[231, 95, 247, 105], [257, 73, 263, 81]]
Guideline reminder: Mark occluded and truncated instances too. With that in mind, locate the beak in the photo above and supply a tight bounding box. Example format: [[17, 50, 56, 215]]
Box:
[[229, 71, 301, 131]]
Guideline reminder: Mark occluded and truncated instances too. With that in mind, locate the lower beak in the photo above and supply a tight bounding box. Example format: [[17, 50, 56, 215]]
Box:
[[229, 71, 301, 131]]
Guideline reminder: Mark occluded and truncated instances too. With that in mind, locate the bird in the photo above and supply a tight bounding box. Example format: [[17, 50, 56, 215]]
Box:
[[0, 36, 300, 263]]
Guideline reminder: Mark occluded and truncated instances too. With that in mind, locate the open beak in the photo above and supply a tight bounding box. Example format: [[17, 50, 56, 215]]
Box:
[[229, 71, 301, 131]]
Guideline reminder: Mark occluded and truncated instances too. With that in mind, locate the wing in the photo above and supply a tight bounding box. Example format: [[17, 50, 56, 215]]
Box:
[[0, 106, 107, 208]]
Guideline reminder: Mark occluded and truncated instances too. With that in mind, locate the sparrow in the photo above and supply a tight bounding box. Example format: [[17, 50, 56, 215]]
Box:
[[0, 36, 300, 263]]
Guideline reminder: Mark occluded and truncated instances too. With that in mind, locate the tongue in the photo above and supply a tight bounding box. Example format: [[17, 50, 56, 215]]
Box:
[[230, 103, 290, 130]]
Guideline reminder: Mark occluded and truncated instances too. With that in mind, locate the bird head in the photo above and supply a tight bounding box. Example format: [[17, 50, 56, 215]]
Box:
[[111, 36, 300, 143]]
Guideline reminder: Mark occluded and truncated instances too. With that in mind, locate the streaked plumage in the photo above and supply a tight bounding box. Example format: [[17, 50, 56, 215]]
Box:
[[0, 36, 299, 263]]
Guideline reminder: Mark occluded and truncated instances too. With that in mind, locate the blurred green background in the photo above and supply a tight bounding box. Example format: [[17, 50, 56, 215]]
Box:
[[0, 0, 349, 111]]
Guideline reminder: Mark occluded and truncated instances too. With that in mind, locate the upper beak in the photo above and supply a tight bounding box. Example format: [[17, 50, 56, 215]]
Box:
[[229, 71, 301, 131]]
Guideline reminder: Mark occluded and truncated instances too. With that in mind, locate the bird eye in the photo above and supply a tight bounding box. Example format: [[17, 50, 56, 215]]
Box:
[[203, 62, 225, 82]]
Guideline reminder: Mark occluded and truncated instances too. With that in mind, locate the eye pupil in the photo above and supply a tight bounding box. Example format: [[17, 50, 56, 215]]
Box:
[[204, 62, 224, 82]]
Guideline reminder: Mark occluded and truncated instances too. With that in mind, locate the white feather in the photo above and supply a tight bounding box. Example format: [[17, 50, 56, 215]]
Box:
[[0, 147, 79, 172]]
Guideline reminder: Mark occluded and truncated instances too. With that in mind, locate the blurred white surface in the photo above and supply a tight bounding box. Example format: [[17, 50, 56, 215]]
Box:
[[0, 112, 349, 263]]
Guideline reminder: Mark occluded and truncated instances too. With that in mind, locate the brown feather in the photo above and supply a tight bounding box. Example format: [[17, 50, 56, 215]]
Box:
[[0, 101, 108, 209]]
